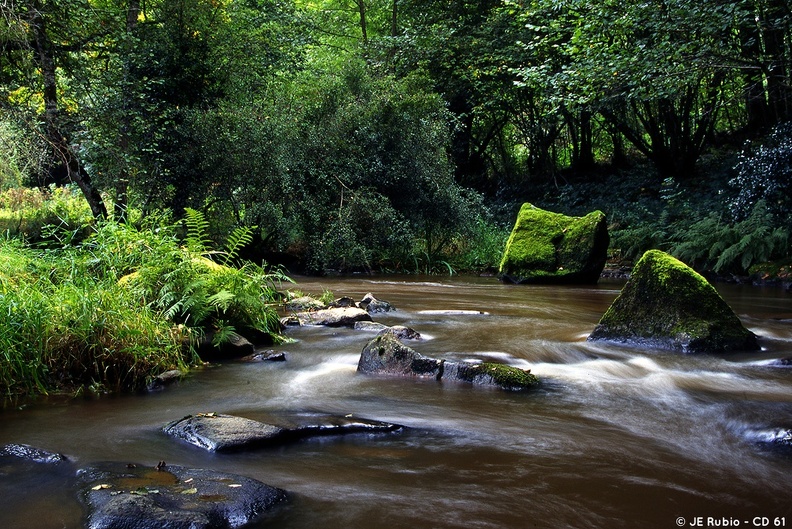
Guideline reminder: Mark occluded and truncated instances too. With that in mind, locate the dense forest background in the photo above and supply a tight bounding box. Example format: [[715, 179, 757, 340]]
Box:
[[2, 0, 792, 278]]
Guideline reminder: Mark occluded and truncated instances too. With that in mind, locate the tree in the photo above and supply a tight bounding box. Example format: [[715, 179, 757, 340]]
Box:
[[0, 0, 109, 217]]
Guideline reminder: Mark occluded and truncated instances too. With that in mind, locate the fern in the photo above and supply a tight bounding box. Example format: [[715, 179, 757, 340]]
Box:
[[219, 226, 255, 266], [184, 208, 212, 254]]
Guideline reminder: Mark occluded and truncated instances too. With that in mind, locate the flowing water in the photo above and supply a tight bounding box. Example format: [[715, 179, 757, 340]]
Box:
[[1, 276, 792, 529]]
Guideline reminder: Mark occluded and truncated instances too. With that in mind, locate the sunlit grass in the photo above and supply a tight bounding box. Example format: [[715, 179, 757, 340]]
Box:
[[0, 215, 289, 400]]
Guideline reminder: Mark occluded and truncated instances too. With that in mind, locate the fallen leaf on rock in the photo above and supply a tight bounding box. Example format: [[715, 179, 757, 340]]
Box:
[[91, 484, 112, 491], [181, 487, 198, 494]]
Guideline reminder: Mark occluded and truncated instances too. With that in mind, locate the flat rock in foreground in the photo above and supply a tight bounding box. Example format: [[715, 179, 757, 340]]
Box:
[[588, 249, 759, 353], [78, 462, 287, 529], [164, 413, 402, 452]]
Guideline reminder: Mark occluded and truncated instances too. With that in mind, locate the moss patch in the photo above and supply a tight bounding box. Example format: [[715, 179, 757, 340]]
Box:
[[499, 203, 608, 284], [469, 363, 539, 390], [589, 249, 759, 352]]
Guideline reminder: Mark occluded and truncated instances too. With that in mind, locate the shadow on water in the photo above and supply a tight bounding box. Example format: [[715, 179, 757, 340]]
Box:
[[1, 275, 792, 528]]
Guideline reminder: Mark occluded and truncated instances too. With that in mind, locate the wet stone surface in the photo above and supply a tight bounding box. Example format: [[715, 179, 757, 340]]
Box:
[[78, 462, 287, 529]]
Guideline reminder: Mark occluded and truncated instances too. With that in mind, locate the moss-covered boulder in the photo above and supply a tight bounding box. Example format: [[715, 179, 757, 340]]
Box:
[[588, 250, 759, 353], [498, 203, 609, 284]]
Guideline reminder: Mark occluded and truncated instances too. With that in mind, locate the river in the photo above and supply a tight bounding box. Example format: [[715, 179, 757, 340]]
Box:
[[1, 275, 791, 529]]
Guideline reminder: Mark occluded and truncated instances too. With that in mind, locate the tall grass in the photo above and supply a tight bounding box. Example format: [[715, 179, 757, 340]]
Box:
[[0, 213, 290, 399]]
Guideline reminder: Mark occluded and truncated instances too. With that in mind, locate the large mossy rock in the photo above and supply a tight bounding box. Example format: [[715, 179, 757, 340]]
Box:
[[499, 203, 609, 284], [588, 250, 759, 353]]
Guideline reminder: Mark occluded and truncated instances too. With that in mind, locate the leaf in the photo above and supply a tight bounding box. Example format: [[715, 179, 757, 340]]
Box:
[[181, 488, 198, 494], [92, 484, 112, 490]]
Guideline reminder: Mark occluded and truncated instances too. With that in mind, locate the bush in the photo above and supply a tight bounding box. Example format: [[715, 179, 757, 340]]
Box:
[[731, 122, 792, 227], [0, 185, 94, 242], [0, 210, 292, 398]]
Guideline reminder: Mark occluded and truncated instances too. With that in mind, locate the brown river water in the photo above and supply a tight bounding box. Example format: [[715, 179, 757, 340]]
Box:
[[1, 275, 792, 529]]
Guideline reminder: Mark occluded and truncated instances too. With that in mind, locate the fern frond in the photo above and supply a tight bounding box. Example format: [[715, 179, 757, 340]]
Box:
[[219, 226, 256, 266], [184, 208, 212, 254], [208, 290, 235, 312]]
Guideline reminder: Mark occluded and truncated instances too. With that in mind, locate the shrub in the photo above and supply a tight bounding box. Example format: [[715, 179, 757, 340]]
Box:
[[731, 122, 792, 227]]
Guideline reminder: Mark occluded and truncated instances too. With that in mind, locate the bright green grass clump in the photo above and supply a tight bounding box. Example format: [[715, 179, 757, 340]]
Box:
[[0, 215, 290, 399]]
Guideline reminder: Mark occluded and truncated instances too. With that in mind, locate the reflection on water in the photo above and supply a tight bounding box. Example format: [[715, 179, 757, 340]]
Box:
[[1, 275, 791, 529]]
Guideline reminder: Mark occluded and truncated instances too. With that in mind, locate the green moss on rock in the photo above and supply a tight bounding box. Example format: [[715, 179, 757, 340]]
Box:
[[466, 363, 539, 390], [499, 203, 609, 284], [588, 249, 759, 353]]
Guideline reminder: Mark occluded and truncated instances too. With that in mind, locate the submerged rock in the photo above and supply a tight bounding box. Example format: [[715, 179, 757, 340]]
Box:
[[0, 443, 67, 464], [354, 321, 422, 340], [195, 331, 255, 362], [164, 414, 284, 452], [78, 462, 287, 529], [499, 203, 609, 284], [588, 250, 759, 353], [377, 325, 422, 341], [294, 307, 372, 327], [357, 334, 538, 391], [354, 321, 390, 333], [164, 413, 402, 453], [147, 370, 184, 392]]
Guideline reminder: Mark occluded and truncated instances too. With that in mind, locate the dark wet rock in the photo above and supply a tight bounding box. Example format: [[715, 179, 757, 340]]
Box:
[[240, 350, 286, 362], [418, 309, 488, 315], [746, 427, 792, 453], [357, 334, 537, 391], [441, 361, 538, 391], [164, 414, 284, 452], [0, 443, 67, 464], [499, 203, 609, 284], [588, 250, 760, 353], [278, 413, 403, 438], [164, 413, 402, 453], [329, 296, 357, 308], [354, 321, 421, 340], [294, 307, 372, 327], [285, 295, 325, 312], [195, 331, 256, 362], [280, 315, 300, 327], [358, 334, 443, 378], [147, 370, 184, 391], [377, 325, 421, 341], [354, 321, 390, 333], [769, 357, 792, 367], [360, 292, 394, 313], [78, 462, 287, 529]]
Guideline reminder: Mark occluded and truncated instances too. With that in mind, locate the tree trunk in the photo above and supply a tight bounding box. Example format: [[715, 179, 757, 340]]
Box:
[[763, 0, 791, 124], [391, 0, 398, 37], [29, 2, 107, 219], [115, 0, 141, 223], [740, 18, 770, 133], [355, 0, 367, 45]]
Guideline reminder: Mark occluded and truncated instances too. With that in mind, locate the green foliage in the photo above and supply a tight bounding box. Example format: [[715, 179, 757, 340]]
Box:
[[0, 237, 189, 398], [731, 122, 792, 226], [670, 201, 789, 275], [0, 185, 94, 242], [0, 209, 294, 398]]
